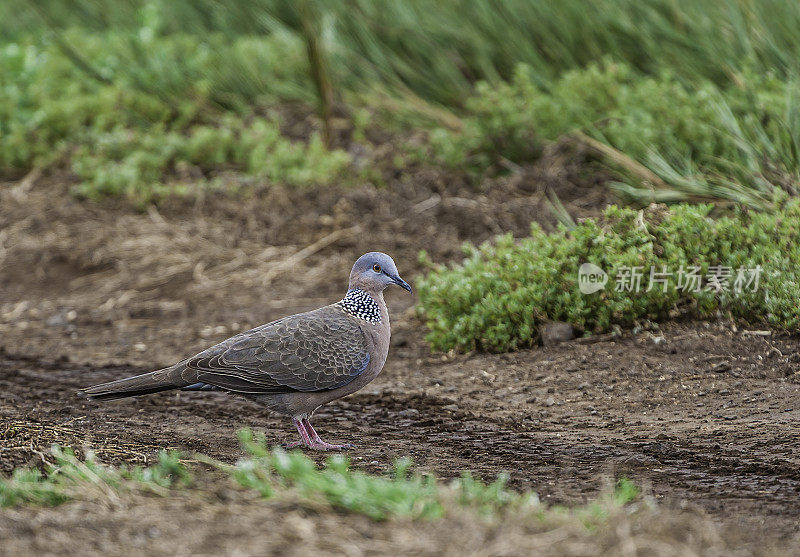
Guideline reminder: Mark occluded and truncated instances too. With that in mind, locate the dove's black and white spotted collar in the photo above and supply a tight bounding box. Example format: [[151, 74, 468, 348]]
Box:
[[337, 289, 381, 324]]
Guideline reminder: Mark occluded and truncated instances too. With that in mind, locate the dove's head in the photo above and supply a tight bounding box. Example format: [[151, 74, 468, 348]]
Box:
[[348, 252, 412, 294]]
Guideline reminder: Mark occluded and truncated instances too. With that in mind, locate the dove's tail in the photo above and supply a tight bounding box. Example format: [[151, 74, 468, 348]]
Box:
[[79, 367, 185, 401]]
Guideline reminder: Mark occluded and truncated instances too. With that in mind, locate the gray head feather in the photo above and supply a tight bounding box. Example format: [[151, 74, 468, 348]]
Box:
[[348, 252, 412, 293]]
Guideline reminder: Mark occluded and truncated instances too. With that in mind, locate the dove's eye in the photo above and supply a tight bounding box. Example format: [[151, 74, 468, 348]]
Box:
[[372, 264, 382, 273]]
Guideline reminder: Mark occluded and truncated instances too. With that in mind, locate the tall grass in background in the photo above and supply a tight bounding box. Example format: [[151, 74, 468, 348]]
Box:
[[2, 0, 800, 205], [8, 0, 800, 101]]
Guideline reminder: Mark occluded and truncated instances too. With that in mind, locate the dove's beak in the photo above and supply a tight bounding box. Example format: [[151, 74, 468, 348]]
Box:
[[391, 275, 413, 293]]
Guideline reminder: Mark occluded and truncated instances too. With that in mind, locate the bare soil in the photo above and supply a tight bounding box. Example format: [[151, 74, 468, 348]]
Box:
[[1, 160, 799, 555]]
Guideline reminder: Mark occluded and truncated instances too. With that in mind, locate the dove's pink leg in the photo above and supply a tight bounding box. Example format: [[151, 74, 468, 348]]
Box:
[[283, 417, 352, 451], [283, 418, 314, 449]]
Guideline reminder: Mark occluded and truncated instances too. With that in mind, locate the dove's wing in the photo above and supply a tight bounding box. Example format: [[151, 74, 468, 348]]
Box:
[[185, 306, 371, 395]]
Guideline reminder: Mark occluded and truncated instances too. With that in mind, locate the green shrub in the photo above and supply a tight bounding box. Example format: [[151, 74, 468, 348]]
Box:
[[417, 199, 800, 353]]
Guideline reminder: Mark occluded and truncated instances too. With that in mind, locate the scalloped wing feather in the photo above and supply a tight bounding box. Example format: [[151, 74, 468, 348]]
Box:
[[185, 306, 371, 394]]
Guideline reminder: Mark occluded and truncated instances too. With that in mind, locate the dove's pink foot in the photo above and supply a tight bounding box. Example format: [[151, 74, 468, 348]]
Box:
[[285, 417, 352, 451], [302, 418, 354, 450], [282, 440, 306, 449]]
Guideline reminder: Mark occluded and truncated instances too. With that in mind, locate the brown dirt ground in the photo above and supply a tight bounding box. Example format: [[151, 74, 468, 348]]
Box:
[[1, 159, 799, 555]]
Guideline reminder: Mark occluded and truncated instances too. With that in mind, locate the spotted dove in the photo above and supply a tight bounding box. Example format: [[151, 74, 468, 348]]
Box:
[[80, 252, 411, 450]]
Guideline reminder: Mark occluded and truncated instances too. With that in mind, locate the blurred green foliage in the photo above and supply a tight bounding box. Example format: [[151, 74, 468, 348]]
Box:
[[232, 428, 542, 520], [1, 0, 800, 205], [417, 199, 800, 352], [0, 30, 347, 204], [424, 62, 799, 207], [70, 119, 349, 203], [0, 446, 189, 507], [6, 0, 800, 101], [1, 430, 642, 528]]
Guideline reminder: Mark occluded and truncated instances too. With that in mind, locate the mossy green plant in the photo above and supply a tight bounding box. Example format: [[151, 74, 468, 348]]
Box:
[[417, 199, 800, 353]]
